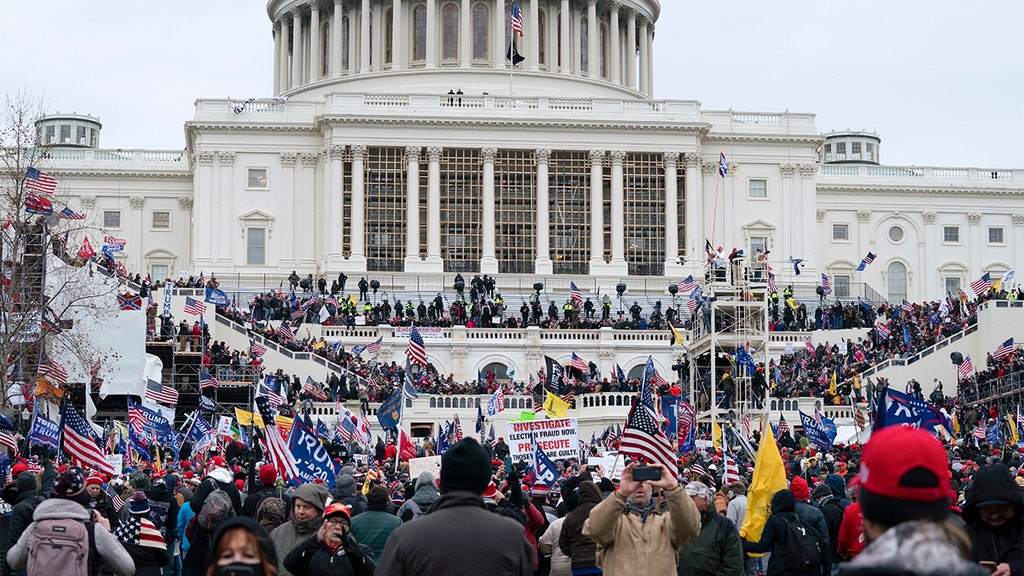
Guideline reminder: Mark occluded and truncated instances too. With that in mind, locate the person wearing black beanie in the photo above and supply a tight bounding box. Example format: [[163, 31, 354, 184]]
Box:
[[375, 438, 533, 574]]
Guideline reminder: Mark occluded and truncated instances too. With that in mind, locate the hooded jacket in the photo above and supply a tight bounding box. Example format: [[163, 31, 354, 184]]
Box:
[[3, 476, 42, 573], [145, 481, 180, 549], [7, 497, 136, 576], [837, 520, 989, 576], [559, 479, 603, 571], [961, 463, 1024, 576], [270, 482, 330, 576], [396, 471, 440, 521], [332, 474, 367, 518], [676, 506, 743, 576], [743, 489, 807, 576]]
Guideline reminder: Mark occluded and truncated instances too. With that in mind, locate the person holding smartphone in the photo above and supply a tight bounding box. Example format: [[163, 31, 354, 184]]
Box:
[[582, 462, 700, 575]]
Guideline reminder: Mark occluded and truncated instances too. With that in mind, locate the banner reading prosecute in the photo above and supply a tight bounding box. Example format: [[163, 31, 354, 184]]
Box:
[[506, 418, 578, 464]]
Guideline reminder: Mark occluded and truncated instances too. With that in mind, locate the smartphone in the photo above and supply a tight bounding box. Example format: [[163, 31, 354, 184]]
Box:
[[633, 465, 662, 482], [503, 457, 514, 471], [980, 561, 997, 573]]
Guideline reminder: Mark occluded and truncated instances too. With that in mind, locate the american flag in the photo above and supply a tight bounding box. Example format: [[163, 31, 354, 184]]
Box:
[[777, 414, 790, 435], [972, 422, 986, 440], [117, 516, 166, 549], [249, 339, 267, 358], [813, 409, 825, 427], [406, 326, 428, 367], [260, 381, 284, 407], [767, 271, 778, 293], [510, 1, 524, 36], [821, 273, 831, 294], [718, 152, 728, 177], [620, 357, 678, 472], [901, 300, 914, 315], [818, 372, 828, 388], [128, 403, 148, 436], [1015, 405, 1024, 431], [0, 431, 18, 454], [366, 459, 382, 483], [366, 336, 383, 355], [857, 252, 876, 271], [199, 371, 220, 389], [336, 416, 356, 443], [145, 379, 178, 405], [38, 358, 68, 386], [690, 460, 710, 482], [569, 281, 583, 308], [277, 322, 295, 341], [183, 297, 206, 316], [875, 323, 891, 339], [569, 352, 588, 372], [60, 404, 114, 475], [970, 273, 992, 296], [452, 414, 464, 442], [302, 376, 327, 400], [25, 167, 58, 194], [742, 413, 751, 439], [58, 207, 87, 220], [958, 355, 974, 378], [722, 452, 743, 485], [677, 275, 698, 293], [993, 338, 1015, 360]]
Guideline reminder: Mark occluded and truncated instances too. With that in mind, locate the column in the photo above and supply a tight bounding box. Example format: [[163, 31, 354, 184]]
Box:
[[217, 152, 234, 267], [425, 146, 443, 266], [799, 164, 818, 275], [646, 26, 654, 96], [350, 145, 367, 263], [586, 0, 598, 77], [292, 10, 303, 87], [609, 6, 620, 84], [405, 146, 422, 262], [348, 5, 359, 75], [481, 148, 499, 273], [426, 0, 438, 68], [625, 12, 636, 89], [609, 150, 625, 268], [300, 153, 319, 267], [589, 150, 605, 267], [280, 19, 291, 92], [460, 0, 471, 67], [309, 2, 321, 80], [494, 0, 506, 70], [663, 152, 680, 271], [638, 20, 649, 94], [273, 23, 281, 94], [968, 212, 983, 283], [535, 149, 552, 274], [195, 153, 215, 267], [528, 0, 540, 71], [128, 196, 144, 273], [281, 153, 297, 266], [392, 0, 404, 70], [327, 145, 345, 268], [684, 152, 703, 263], [559, 0, 570, 74], [781, 164, 796, 257], [331, 0, 343, 77], [360, 0, 371, 73]]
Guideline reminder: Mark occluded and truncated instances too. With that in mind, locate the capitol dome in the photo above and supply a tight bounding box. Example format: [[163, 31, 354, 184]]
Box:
[[266, 0, 661, 99]]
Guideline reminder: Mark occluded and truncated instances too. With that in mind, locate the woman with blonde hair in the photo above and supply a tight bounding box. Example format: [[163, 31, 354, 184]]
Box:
[[204, 517, 279, 576]]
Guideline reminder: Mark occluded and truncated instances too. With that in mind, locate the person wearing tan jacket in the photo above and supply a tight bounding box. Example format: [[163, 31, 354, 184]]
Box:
[[583, 462, 701, 576]]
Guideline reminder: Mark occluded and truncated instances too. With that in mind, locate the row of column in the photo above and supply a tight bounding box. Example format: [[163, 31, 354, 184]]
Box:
[[272, 0, 657, 96], [325, 145, 692, 274]]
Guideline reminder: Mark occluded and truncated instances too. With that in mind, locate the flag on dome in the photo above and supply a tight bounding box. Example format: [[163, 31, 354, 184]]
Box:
[[25, 167, 58, 194]]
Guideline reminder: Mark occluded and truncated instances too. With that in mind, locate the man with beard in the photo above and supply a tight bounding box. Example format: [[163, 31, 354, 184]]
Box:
[[269, 482, 330, 576]]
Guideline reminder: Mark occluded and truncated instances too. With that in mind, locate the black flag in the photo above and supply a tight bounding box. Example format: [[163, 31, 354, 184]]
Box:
[[506, 40, 525, 65]]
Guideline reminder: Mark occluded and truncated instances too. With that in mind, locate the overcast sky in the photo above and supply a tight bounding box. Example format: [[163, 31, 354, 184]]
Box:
[[3, 1, 1021, 168]]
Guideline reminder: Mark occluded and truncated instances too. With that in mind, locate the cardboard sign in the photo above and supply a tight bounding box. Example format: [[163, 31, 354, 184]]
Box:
[[506, 418, 579, 464], [409, 455, 442, 480], [586, 454, 626, 480]]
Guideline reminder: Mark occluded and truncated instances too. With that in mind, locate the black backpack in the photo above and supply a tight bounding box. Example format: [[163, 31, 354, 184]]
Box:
[[784, 517, 822, 571]]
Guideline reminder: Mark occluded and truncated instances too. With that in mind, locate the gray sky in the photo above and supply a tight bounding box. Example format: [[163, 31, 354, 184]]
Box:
[[4, 1, 1021, 168]]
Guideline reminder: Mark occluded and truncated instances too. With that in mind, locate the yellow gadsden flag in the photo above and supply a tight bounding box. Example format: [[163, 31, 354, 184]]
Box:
[[543, 390, 570, 418], [234, 407, 265, 428], [740, 417, 788, 547], [669, 323, 685, 346], [712, 421, 723, 453]]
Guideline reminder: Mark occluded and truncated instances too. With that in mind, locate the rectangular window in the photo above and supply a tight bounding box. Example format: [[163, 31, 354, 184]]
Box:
[[77, 126, 87, 145], [836, 142, 846, 161], [866, 142, 875, 161], [247, 168, 268, 188], [45, 125, 55, 144], [103, 211, 121, 228], [151, 265, 168, 283], [988, 227, 1004, 244], [851, 142, 861, 160], [944, 277, 961, 295], [247, 228, 266, 265], [152, 211, 170, 230], [835, 275, 851, 299], [750, 236, 767, 256], [943, 226, 960, 243], [748, 179, 767, 198], [823, 143, 832, 162], [832, 224, 849, 241]]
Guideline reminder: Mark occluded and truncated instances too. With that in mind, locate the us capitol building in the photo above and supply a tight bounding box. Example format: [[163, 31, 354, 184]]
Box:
[[39, 0, 1023, 304]]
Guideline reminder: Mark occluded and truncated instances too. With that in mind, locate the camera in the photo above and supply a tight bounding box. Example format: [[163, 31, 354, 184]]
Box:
[[632, 465, 662, 482]]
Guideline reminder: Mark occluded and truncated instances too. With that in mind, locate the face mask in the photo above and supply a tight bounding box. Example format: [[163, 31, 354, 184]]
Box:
[[215, 562, 263, 576]]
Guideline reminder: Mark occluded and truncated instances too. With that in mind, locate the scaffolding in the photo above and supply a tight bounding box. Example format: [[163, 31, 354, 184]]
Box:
[[2, 217, 49, 393]]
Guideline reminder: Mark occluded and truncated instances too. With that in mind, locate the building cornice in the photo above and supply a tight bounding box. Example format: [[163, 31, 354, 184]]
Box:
[[816, 184, 1024, 197], [703, 133, 825, 146], [315, 115, 712, 136], [46, 170, 193, 180]]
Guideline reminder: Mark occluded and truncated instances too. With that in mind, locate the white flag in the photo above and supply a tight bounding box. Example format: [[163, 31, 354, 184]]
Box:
[[1003, 269, 1016, 285]]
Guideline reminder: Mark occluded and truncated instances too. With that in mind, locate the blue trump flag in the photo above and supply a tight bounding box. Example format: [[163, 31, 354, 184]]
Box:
[[660, 396, 679, 437], [376, 390, 403, 431], [531, 433, 561, 487], [874, 388, 954, 436], [288, 419, 338, 489], [204, 286, 230, 306], [28, 413, 60, 450], [799, 410, 837, 450], [436, 421, 451, 455]]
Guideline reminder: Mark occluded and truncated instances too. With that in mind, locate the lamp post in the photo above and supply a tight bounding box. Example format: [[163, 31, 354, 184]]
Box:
[[616, 282, 626, 317]]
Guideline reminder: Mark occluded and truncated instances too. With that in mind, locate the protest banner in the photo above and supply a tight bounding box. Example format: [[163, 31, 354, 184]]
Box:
[[408, 455, 442, 479], [506, 418, 579, 464]]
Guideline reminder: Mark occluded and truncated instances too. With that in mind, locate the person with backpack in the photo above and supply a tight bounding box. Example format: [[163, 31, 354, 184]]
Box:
[[7, 468, 135, 576], [812, 483, 845, 572], [395, 471, 439, 522], [676, 481, 743, 576], [112, 492, 168, 576], [789, 476, 830, 571], [182, 458, 241, 576], [242, 465, 288, 521], [269, 483, 329, 576], [190, 457, 243, 518], [742, 488, 823, 576]]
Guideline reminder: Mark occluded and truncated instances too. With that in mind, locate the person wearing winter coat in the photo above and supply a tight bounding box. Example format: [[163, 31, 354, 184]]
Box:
[[113, 492, 169, 576], [812, 482, 845, 568], [349, 486, 403, 560], [560, 475, 604, 574], [395, 471, 440, 522], [742, 489, 810, 576], [331, 474, 367, 518], [269, 482, 330, 576], [145, 475, 180, 554], [538, 517, 571, 576], [961, 463, 1024, 576], [284, 501, 375, 576], [676, 482, 743, 576], [789, 476, 830, 566]]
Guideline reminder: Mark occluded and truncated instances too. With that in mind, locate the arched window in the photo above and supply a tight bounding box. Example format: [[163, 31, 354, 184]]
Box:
[[322, 22, 330, 76], [887, 261, 908, 303], [385, 8, 393, 64], [538, 10, 547, 65], [472, 4, 488, 59], [481, 362, 510, 380], [579, 17, 588, 72], [599, 23, 608, 78], [414, 5, 427, 61], [342, 16, 350, 70], [442, 4, 459, 60]]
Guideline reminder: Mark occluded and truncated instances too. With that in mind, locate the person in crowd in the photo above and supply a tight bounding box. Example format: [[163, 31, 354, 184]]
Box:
[[539, 513, 571, 576], [331, 473, 367, 518], [204, 517, 279, 576], [741, 489, 808, 576], [788, 476, 830, 569], [961, 463, 1023, 576], [395, 471, 440, 522], [3, 471, 43, 574], [269, 483, 330, 576], [676, 481, 743, 576], [241, 464, 287, 519], [812, 481, 845, 572], [283, 501, 375, 576], [559, 470, 603, 576], [374, 438, 534, 575], [349, 486, 403, 560], [583, 462, 700, 576], [113, 491, 169, 576]]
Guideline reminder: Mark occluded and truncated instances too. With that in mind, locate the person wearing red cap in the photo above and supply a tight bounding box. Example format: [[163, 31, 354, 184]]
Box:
[[283, 501, 374, 575], [788, 476, 830, 570], [836, 426, 989, 576]]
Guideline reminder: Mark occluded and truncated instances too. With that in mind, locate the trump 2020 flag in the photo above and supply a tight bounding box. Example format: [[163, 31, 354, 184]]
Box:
[[531, 433, 560, 487], [287, 419, 338, 489], [798, 410, 837, 450]]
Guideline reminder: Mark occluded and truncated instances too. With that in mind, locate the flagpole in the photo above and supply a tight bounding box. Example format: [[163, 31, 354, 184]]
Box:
[[509, 32, 515, 96]]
